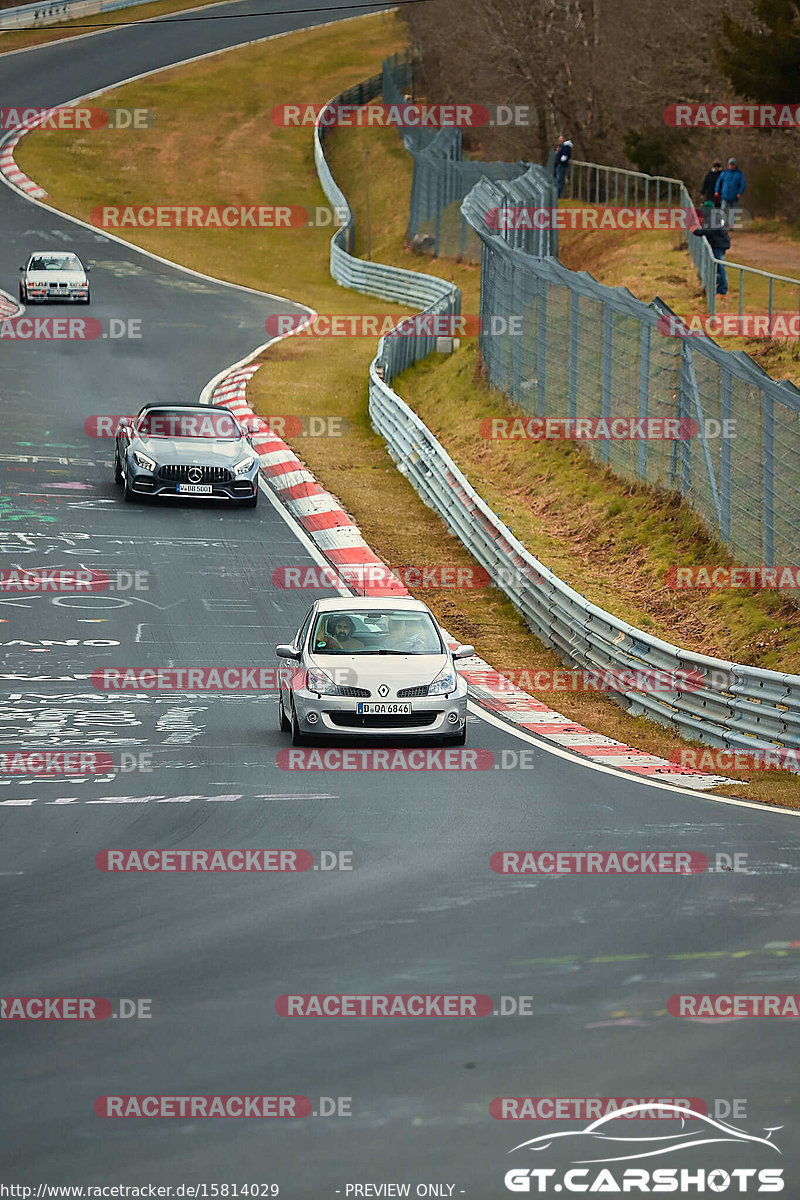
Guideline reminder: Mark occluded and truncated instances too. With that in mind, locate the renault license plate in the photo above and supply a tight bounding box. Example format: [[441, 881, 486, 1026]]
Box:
[[357, 702, 412, 714]]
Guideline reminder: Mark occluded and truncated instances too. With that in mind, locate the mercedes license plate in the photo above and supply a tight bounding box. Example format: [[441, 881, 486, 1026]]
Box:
[[178, 483, 212, 495], [357, 702, 412, 714]]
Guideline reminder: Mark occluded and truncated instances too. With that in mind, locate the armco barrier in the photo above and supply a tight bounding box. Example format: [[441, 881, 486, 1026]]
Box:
[[314, 75, 460, 372], [368, 365, 800, 757], [314, 71, 800, 762]]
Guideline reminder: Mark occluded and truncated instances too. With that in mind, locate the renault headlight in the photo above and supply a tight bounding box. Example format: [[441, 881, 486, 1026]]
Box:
[[307, 667, 338, 696], [428, 663, 457, 695], [233, 456, 256, 475], [133, 451, 156, 472]]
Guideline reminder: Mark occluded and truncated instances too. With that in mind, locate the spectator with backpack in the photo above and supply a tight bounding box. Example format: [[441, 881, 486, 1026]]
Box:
[[691, 200, 730, 297]]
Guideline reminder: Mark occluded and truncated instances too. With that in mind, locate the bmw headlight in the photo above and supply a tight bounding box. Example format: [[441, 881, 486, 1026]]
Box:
[[307, 667, 339, 696], [132, 451, 156, 472], [233, 456, 256, 475], [428, 663, 457, 695]]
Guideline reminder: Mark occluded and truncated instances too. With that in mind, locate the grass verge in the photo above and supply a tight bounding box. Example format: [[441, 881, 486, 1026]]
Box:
[[16, 12, 800, 808], [556, 210, 800, 385]]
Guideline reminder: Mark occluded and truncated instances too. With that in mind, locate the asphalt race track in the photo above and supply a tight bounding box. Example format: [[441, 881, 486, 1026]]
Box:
[[1, 5, 799, 1193]]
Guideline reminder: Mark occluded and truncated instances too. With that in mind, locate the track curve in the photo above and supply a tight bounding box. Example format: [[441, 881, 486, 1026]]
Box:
[[1, 5, 799, 1192]]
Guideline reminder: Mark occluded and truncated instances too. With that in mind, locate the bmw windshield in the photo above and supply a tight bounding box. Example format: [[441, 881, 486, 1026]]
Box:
[[29, 254, 82, 271]]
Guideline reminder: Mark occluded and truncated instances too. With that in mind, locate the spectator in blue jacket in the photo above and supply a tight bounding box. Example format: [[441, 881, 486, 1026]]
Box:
[[553, 134, 572, 198], [715, 157, 745, 228]]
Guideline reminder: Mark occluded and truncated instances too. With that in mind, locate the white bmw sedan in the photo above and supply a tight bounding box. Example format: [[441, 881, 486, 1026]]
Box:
[[276, 596, 474, 746], [19, 251, 90, 304]]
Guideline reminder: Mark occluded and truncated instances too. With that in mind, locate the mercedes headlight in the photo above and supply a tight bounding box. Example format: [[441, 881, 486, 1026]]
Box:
[[233, 456, 256, 475], [306, 667, 338, 696], [428, 663, 457, 695], [132, 451, 156, 472]]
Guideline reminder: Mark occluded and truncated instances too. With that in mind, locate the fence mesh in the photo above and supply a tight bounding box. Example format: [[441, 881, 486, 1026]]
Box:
[[460, 190, 800, 568], [382, 53, 538, 261], [377, 53, 800, 569]]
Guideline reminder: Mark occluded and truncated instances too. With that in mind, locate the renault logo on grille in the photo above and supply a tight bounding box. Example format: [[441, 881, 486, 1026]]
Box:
[[187, 466, 203, 484], [377, 684, 390, 698]]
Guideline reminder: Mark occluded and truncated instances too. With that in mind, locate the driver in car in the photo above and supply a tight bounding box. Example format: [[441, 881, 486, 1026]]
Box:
[[323, 615, 365, 652]]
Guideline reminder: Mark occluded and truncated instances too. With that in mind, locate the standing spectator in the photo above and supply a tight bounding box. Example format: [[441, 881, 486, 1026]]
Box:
[[700, 160, 722, 206], [692, 201, 730, 297], [553, 134, 573, 199], [715, 157, 746, 228]]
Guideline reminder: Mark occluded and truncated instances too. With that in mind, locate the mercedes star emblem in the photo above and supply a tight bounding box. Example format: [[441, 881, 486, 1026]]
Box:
[[187, 466, 203, 484]]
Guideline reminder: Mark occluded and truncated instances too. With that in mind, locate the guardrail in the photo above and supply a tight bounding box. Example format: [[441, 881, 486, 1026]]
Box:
[[314, 75, 459, 380], [313, 66, 800, 761], [368, 365, 800, 757], [0, 0, 150, 32]]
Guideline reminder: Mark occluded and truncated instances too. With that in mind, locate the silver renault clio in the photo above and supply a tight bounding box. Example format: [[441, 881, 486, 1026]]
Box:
[[276, 596, 474, 745]]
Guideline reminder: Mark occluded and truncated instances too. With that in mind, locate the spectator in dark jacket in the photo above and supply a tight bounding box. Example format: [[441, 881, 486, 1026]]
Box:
[[715, 157, 746, 228], [692, 200, 730, 296], [553, 134, 572, 198], [700, 161, 722, 206]]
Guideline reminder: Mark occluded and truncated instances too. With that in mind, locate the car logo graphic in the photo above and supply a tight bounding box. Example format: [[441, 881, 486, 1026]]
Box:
[[509, 1103, 783, 1163], [378, 684, 390, 697], [187, 466, 203, 484]]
